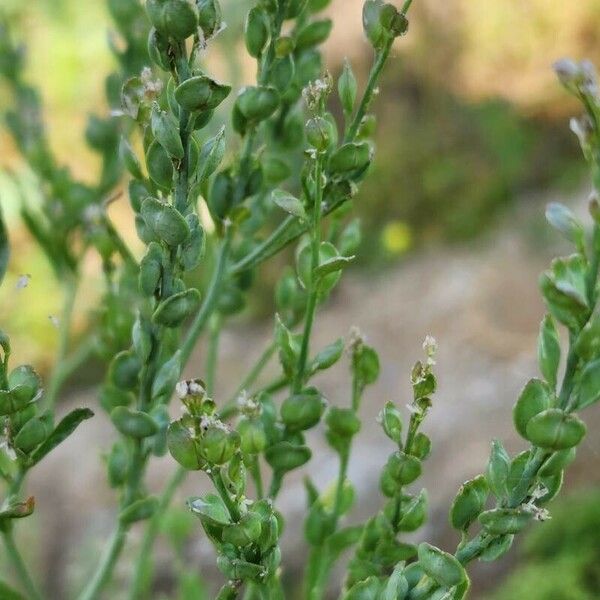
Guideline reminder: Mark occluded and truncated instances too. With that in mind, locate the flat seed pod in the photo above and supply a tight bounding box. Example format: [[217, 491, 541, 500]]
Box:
[[280, 388, 326, 431], [109, 350, 141, 390], [146, 139, 173, 189], [478, 507, 533, 535], [417, 543, 466, 589], [265, 441, 311, 473], [329, 142, 371, 174], [386, 451, 422, 485], [141, 197, 190, 247], [119, 496, 159, 525], [450, 475, 489, 531], [111, 406, 159, 438], [236, 86, 280, 123], [525, 408, 586, 450], [152, 288, 201, 327], [295, 19, 332, 50], [174, 75, 232, 112], [167, 420, 204, 470], [513, 378, 553, 439], [146, 0, 198, 40]]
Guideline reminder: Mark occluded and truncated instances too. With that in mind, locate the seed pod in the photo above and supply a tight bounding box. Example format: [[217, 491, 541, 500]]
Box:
[[296, 19, 332, 50], [245, 7, 269, 58], [539, 447, 577, 477], [263, 156, 292, 185], [525, 408, 586, 450], [418, 543, 467, 589], [329, 142, 371, 174], [0, 389, 33, 416], [85, 115, 118, 151], [10, 404, 36, 435], [538, 314, 561, 389], [275, 36, 295, 58], [151, 104, 184, 159], [13, 413, 53, 454], [485, 440, 510, 498], [265, 441, 311, 473], [209, 170, 234, 220], [198, 426, 239, 464], [576, 358, 600, 410], [286, 0, 309, 18], [398, 489, 427, 532], [146, 140, 174, 189], [119, 138, 144, 179], [325, 407, 361, 437], [120, 496, 159, 525], [362, 0, 386, 48], [147, 27, 172, 71], [272, 55, 296, 94], [237, 418, 267, 454], [385, 451, 421, 485], [181, 214, 205, 271], [222, 512, 262, 547], [167, 420, 204, 469], [197, 0, 222, 38], [146, 0, 199, 41], [379, 3, 409, 38], [450, 475, 489, 531], [235, 86, 280, 123], [132, 316, 153, 363], [152, 288, 201, 328], [478, 507, 533, 535], [141, 197, 190, 247], [111, 406, 159, 438], [513, 378, 552, 440], [379, 401, 402, 443], [107, 442, 129, 488], [191, 109, 214, 131], [338, 59, 357, 115], [305, 116, 334, 151], [174, 75, 231, 112], [480, 534, 514, 562], [8, 365, 41, 401], [281, 388, 326, 431], [139, 242, 164, 296], [410, 432, 432, 460], [109, 350, 141, 390]]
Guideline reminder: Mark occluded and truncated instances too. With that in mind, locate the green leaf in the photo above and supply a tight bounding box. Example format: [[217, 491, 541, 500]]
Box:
[[418, 542, 467, 589], [537, 315, 561, 389], [188, 493, 231, 525], [545, 202, 584, 249], [272, 189, 306, 219], [314, 255, 355, 279], [0, 203, 9, 286], [575, 358, 600, 409], [29, 408, 94, 466], [0, 579, 27, 600], [310, 338, 344, 372]]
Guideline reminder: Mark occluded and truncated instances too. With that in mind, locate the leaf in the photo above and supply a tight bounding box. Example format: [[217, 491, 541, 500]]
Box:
[[29, 408, 94, 466], [0, 579, 27, 600], [310, 338, 344, 372], [272, 189, 306, 219], [537, 315, 561, 389], [576, 358, 600, 409], [314, 255, 355, 279], [545, 202, 584, 249], [188, 493, 231, 525], [0, 203, 9, 286]]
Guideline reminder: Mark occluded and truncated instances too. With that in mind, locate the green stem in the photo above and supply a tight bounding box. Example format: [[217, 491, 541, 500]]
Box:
[[249, 456, 264, 499], [268, 471, 283, 500], [1, 528, 42, 600], [212, 469, 241, 521], [128, 467, 187, 600], [206, 314, 223, 396]]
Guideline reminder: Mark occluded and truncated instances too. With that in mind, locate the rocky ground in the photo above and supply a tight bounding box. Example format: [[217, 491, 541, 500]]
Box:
[[16, 189, 600, 599]]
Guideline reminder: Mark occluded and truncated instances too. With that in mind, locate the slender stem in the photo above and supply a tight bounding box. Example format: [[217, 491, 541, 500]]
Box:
[[77, 526, 127, 600], [249, 456, 264, 499], [293, 155, 324, 393], [212, 470, 241, 521], [268, 471, 283, 500], [128, 467, 187, 600], [206, 314, 223, 396], [1, 528, 42, 600]]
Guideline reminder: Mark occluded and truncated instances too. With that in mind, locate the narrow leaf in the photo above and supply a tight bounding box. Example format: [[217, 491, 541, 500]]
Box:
[[272, 189, 306, 219]]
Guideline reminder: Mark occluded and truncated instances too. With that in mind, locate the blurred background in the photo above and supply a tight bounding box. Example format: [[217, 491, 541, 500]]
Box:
[[1, 0, 600, 598]]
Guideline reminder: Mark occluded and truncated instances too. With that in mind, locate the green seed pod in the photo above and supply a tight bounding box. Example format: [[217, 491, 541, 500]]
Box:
[[167, 420, 204, 470], [305, 501, 333, 545], [139, 242, 164, 297], [275, 36, 295, 58], [120, 496, 159, 525], [305, 116, 334, 151], [0, 389, 33, 416], [181, 214, 205, 271], [151, 104, 184, 159], [107, 442, 129, 488], [209, 170, 234, 220], [146, 0, 199, 41], [196, 0, 222, 38], [379, 3, 409, 38], [147, 27, 173, 71], [263, 156, 292, 185], [296, 19, 332, 50], [513, 378, 552, 440], [362, 0, 386, 48], [245, 7, 270, 58], [174, 74, 231, 112], [379, 401, 402, 443], [576, 357, 600, 410], [10, 404, 36, 435], [222, 512, 262, 547], [13, 413, 53, 454], [329, 142, 371, 174], [128, 179, 150, 214], [132, 316, 153, 363], [119, 138, 143, 179], [525, 408, 586, 450], [111, 406, 159, 439], [235, 86, 280, 123], [146, 139, 174, 189], [385, 451, 421, 485], [309, 0, 332, 11], [237, 418, 267, 454], [265, 441, 311, 473], [191, 109, 214, 131], [85, 115, 118, 151], [538, 314, 561, 389], [141, 197, 190, 247], [198, 426, 240, 465], [100, 385, 134, 412], [478, 507, 533, 535], [272, 55, 296, 94], [325, 407, 361, 437], [480, 534, 514, 562], [398, 489, 428, 532], [8, 365, 41, 401], [357, 114, 377, 140], [281, 388, 326, 431], [338, 59, 357, 116], [109, 350, 141, 391], [152, 288, 201, 328], [485, 439, 510, 498], [286, 0, 309, 18], [417, 543, 466, 589], [410, 432, 432, 460], [216, 556, 265, 583], [539, 447, 577, 477], [450, 475, 489, 531]]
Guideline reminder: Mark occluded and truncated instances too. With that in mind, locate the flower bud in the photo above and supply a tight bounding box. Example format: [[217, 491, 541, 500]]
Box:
[[146, 0, 199, 41], [237, 418, 267, 454], [145, 140, 174, 189], [197, 0, 222, 39], [152, 288, 201, 328], [198, 425, 240, 464], [235, 86, 280, 123], [245, 7, 270, 58], [141, 197, 190, 247], [295, 19, 332, 51], [174, 74, 232, 113], [281, 388, 326, 431], [525, 408, 586, 450], [305, 116, 334, 151], [111, 406, 159, 438]]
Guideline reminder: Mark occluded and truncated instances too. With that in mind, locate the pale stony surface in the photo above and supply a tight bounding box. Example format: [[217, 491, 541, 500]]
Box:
[[19, 191, 600, 599]]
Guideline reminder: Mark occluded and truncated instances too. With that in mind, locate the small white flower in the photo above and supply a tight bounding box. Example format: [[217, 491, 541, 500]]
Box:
[[16, 274, 31, 290]]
